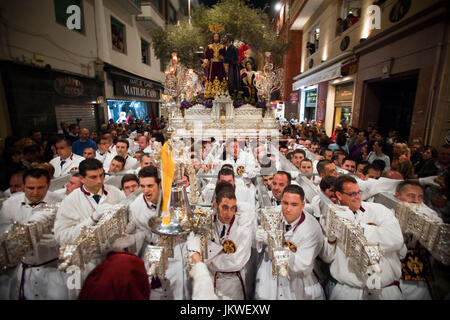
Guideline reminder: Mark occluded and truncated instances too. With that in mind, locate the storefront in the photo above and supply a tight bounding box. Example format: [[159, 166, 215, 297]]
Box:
[[331, 80, 354, 129], [103, 64, 163, 125], [300, 86, 317, 122], [0, 61, 104, 136]]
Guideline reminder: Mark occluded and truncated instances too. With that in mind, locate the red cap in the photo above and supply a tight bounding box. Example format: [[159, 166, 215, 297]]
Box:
[[79, 251, 150, 300]]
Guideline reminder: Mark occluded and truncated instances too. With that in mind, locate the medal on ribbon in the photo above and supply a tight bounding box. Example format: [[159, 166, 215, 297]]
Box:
[[222, 239, 236, 254], [236, 166, 245, 176], [285, 241, 297, 253]]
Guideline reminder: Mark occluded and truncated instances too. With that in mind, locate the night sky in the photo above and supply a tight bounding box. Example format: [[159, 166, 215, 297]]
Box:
[[199, 0, 275, 13]]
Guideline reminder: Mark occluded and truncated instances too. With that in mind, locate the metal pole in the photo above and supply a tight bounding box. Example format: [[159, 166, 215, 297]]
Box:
[[188, 0, 191, 24]]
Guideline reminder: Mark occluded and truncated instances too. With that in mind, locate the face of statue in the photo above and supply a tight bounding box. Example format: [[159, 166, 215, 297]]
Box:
[[246, 62, 253, 71], [213, 33, 220, 43]]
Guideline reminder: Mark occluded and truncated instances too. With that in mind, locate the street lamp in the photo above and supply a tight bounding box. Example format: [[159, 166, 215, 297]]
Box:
[[275, 2, 282, 12]]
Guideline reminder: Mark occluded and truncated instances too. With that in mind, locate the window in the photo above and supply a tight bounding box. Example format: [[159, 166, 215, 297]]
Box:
[[152, 0, 163, 15], [111, 16, 126, 54], [337, 0, 361, 34], [169, 4, 177, 23], [178, 0, 187, 16], [141, 39, 150, 65], [54, 0, 84, 34], [307, 23, 319, 56]]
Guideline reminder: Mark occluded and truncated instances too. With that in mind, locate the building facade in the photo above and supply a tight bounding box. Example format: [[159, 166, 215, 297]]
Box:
[[0, 0, 193, 144], [276, 0, 449, 146]]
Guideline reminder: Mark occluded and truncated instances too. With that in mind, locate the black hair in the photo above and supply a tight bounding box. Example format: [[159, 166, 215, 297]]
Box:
[[320, 176, 338, 192], [335, 175, 358, 193], [215, 181, 236, 205], [396, 180, 424, 194], [23, 168, 50, 184], [317, 160, 332, 175], [300, 158, 313, 165], [293, 149, 306, 157], [275, 171, 291, 184], [342, 156, 356, 165], [116, 139, 129, 149], [23, 144, 42, 155], [281, 184, 305, 202], [55, 136, 72, 147], [79, 158, 104, 177], [121, 174, 139, 189], [372, 159, 386, 172], [362, 164, 382, 175], [152, 133, 165, 145], [112, 155, 126, 168], [138, 165, 160, 184], [218, 167, 235, 180]]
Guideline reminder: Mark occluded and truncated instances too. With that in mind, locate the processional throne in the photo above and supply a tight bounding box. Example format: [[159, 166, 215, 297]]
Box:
[[162, 51, 283, 141]]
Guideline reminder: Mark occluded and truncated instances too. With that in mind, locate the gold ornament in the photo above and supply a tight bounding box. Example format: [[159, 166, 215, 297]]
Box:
[[208, 23, 224, 34], [236, 166, 245, 176], [284, 241, 297, 253], [222, 239, 236, 254]]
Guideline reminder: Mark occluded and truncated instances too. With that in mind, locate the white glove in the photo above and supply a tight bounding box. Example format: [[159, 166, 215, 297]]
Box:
[[255, 227, 269, 245], [111, 234, 136, 251], [27, 210, 53, 224], [419, 176, 440, 187], [186, 232, 202, 255]]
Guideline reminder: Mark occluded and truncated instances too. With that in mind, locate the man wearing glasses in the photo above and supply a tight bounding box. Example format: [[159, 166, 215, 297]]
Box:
[[320, 175, 405, 300]]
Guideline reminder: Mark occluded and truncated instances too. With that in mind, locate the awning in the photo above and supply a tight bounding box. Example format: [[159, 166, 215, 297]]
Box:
[[292, 52, 353, 91]]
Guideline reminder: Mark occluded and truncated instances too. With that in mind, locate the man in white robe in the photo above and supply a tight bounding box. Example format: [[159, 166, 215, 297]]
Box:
[[320, 175, 405, 300], [394, 181, 442, 300], [49, 138, 84, 178], [103, 139, 138, 171], [119, 166, 190, 300], [198, 182, 252, 299], [255, 184, 325, 300], [54, 158, 125, 246], [0, 168, 64, 300]]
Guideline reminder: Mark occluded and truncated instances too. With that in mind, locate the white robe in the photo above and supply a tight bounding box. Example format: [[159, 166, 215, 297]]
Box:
[[255, 213, 325, 300], [49, 153, 85, 178], [320, 201, 405, 300], [216, 149, 260, 185], [103, 153, 139, 171], [128, 194, 190, 300], [204, 211, 253, 300], [54, 184, 125, 245], [396, 204, 442, 300], [0, 191, 65, 300]]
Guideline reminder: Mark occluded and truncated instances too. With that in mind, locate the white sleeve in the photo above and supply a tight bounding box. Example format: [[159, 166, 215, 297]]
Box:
[[362, 206, 404, 254], [288, 224, 323, 276], [54, 199, 95, 245]]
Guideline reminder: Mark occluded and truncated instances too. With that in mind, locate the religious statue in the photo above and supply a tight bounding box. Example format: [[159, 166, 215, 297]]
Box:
[[223, 34, 242, 98], [240, 58, 258, 103], [203, 25, 228, 99]]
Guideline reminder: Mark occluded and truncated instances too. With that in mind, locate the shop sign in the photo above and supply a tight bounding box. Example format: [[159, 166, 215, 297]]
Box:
[[54, 77, 84, 97], [305, 89, 317, 107], [114, 76, 160, 99]]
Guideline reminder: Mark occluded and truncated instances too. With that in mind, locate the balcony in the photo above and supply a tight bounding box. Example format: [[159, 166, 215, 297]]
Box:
[[136, 2, 166, 30], [112, 0, 142, 15]]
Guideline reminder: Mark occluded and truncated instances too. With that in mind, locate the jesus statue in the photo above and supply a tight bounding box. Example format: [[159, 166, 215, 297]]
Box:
[[203, 32, 228, 99]]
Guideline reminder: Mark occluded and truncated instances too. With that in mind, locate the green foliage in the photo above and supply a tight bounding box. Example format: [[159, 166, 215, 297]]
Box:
[[150, 0, 289, 71]]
